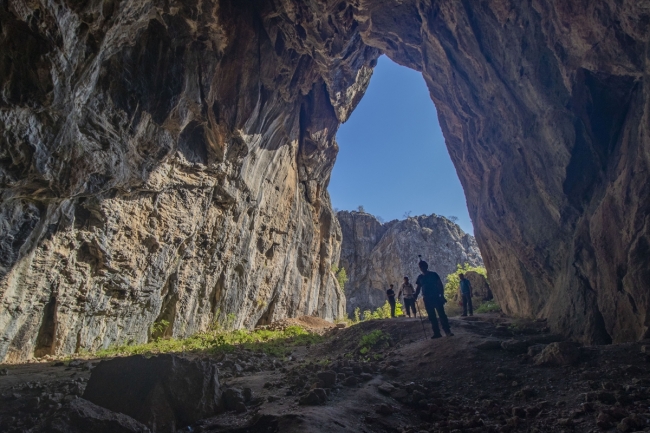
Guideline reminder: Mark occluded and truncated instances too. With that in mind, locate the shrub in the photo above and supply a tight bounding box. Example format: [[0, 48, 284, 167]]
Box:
[[150, 319, 170, 340], [350, 301, 404, 322], [475, 300, 501, 313], [336, 267, 348, 292], [358, 330, 391, 355]]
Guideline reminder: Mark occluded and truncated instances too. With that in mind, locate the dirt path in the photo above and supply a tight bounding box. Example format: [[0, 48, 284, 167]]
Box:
[[2, 314, 650, 432]]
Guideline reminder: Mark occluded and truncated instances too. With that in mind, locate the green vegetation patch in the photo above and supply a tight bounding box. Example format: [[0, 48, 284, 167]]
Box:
[[93, 325, 322, 359], [358, 329, 391, 355], [443, 263, 488, 300], [351, 301, 404, 324], [332, 265, 349, 293], [475, 300, 501, 313]]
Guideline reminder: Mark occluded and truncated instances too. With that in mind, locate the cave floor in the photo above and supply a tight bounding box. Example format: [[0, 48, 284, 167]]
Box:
[[1, 314, 650, 432]]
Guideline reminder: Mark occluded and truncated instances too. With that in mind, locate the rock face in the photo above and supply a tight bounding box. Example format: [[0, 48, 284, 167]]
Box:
[[337, 211, 483, 314], [0, 0, 358, 361], [0, 0, 649, 360]]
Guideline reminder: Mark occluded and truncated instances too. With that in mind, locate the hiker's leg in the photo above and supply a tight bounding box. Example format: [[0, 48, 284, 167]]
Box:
[[468, 296, 473, 315], [389, 301, 396, 318], [407, 299, 415, 317], [462, 295, 468, 316], [424, 300, 441, 336], [436, 303, 451, 334]]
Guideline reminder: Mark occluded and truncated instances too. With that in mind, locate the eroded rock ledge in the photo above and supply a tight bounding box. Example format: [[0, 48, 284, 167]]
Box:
[[1, 0, 649, 360]]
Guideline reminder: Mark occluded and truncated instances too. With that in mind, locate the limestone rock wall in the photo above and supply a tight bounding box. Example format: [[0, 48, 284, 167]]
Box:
[[0, 0, 382, 362], [338, 211, 483, 314], [353, 0, 650, 344], [1, 0, 649, 360]]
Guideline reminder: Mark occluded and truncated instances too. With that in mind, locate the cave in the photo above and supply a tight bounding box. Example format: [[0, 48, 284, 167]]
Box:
[[0, 0, 648, 363]]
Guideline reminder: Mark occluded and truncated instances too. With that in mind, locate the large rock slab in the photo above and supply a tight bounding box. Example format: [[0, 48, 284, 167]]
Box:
[[83, 355, 222, 432]]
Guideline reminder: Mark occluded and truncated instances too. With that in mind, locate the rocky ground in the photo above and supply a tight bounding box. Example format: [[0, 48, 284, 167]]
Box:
[[1, 314, 650, 432]]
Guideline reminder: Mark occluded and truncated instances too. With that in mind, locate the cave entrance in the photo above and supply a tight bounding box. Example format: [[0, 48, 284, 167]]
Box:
[[329, 56, 472, 233]]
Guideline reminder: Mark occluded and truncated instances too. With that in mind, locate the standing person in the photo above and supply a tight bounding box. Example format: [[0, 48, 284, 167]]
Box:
[[398, 277, 417, 318], [386, 284, 397, 318], [415, 260, 453, 338], [459, 273, 473, 317]]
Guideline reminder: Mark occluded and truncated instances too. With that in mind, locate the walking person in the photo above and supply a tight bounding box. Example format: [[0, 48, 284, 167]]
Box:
[[398, 276, 417, 318], [386, 284, 397, 318], [415, 260, 453, 338], [459, 273, 473, 317]]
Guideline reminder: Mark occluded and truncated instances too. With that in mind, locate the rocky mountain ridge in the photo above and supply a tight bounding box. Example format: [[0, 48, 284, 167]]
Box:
[[337, 211, 483, 314]]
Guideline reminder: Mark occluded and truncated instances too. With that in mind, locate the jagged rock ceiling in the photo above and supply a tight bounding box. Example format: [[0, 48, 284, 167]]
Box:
[[0, 0, 648, 361]]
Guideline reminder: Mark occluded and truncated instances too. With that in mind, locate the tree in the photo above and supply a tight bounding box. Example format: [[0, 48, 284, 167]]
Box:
[[448, 215, 459, 223], [357, 205, 365, 213], [403, 210, 412, 219]]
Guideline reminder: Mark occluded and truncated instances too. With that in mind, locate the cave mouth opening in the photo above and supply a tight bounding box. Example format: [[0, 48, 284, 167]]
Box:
[[328, 55, 473, 234]]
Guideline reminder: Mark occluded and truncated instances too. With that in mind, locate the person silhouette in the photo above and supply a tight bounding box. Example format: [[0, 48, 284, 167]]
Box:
[[415, 260, 453, 338]]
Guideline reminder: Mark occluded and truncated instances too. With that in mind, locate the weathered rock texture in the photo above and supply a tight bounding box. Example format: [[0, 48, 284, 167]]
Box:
[[0, 0, 362, 362], [338, 211, 482, 314], [1, 0, 649, 360]]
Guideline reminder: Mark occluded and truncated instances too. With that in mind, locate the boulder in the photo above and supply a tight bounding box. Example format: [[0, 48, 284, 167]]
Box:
[[83, 355, 222, 432], [465, 271, 492, 301], [317, 371, 337, 388], [49, 398, 150, 433], [534, 342, 580, 366], [298, 388, 327, 406], [527, 344, 547, 357], [378, 383, 395, 395], [223, 388, 244, 411]]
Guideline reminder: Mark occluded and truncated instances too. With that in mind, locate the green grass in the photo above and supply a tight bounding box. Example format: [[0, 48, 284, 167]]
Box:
[[475, 300, 501, 313], [348, 301, 404, 325], [358, 329, 391, 355], [92, 325, 322, 359]]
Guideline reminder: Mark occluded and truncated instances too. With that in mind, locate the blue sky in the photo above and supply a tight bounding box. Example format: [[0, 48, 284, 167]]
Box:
[[328, 55, 474, 234]]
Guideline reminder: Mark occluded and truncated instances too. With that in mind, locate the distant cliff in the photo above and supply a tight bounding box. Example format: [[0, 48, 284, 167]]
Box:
[[337, 211, 483, 315]]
